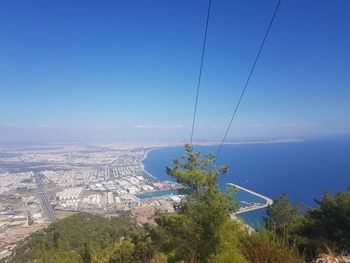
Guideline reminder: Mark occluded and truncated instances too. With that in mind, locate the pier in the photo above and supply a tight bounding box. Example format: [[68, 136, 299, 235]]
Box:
[[227, 183, 273, 215]]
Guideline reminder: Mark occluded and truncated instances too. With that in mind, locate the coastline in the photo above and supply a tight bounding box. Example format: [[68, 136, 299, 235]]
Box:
[[139, 147, 271, 231], [148, 138, 304, 148], [192, 139, 304, 146], [140, 148, 158, 180], [140, 147, 274, 214], [138, 138, 304, 179]]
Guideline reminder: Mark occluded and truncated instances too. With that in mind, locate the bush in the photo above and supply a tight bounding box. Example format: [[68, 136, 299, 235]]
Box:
[[240, 230, 306, 263]]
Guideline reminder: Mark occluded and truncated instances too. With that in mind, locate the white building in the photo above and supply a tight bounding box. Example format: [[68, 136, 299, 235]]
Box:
[[56, 187, 83, 200]]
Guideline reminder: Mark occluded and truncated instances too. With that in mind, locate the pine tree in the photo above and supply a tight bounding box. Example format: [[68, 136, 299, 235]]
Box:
[[82, 243, 92, 263], [155, 144, 245, 263]]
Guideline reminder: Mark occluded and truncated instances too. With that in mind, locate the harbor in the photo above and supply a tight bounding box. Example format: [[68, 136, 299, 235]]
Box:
[[227, 183, 273, 215]]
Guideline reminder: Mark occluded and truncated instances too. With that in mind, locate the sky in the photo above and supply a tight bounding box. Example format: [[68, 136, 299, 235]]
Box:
[[1, 0, 350, 143]]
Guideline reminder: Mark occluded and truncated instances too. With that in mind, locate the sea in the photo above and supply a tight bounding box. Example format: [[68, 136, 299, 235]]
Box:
[[142, 137, 350, 228]]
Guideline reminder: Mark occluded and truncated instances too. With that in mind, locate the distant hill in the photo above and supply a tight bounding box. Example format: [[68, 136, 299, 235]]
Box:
[[2, 213, 140, 263]]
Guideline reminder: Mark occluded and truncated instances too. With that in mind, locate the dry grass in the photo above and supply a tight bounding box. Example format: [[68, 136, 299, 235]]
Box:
[[240, 230, 306, 263]]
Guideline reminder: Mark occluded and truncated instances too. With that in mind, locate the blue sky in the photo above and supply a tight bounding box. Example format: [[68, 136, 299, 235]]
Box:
[[1, 0, 349, 142]]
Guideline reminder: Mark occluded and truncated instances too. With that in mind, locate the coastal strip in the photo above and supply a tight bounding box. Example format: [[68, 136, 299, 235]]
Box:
[[140, 148, 158, 180]]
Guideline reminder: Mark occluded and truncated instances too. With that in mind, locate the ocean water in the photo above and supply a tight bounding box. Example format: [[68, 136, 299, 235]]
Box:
[[136, 189, 179, 199], [142, 137, 350, 227]]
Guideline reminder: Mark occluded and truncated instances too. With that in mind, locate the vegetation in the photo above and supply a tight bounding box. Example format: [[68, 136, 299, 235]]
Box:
[[263, 188, 350, 260], [264, 192, 304, 238], [2, 146, 349, 263], [4, 213, 141, 263], [240, 230, 305, 263], [298, 188, 350, 258], [155, 144, 244, 262]]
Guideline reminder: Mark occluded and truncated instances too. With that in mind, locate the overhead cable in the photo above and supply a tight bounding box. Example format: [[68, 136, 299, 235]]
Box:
[[190, 0, 212, 145], [216, 0, 282, 159]]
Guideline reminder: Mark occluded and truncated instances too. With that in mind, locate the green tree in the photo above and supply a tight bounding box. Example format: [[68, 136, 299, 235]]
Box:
[[131, 232, 156, 263], [149, 253, 168, 263], [37, 239, 82, 263], [301, 188, 350, 255], [264, 193, 304, 238], [4, 213, 141, 263], [155, 144, 244, 263], [82, 243, 92, 263], [209, 220, 248, 263], [108, 239, 135, 263]]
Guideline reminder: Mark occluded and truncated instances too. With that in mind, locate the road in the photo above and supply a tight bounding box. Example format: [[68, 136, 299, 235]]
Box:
[[227, 183, 273, 215], [35, 174, 58, 222]]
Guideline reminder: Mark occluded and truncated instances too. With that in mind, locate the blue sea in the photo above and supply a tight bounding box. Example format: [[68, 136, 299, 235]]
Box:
[[142, 137, 350, 228], [136, 189, 179, 199]]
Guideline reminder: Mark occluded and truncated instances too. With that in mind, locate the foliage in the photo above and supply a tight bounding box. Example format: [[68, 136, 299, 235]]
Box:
[[108, 238, 136, 263], [89, 228, 163, 263], [298, 188, 350, 257], [264, 188, 350, 260], [240, 230, 306, 263], [149, 253, 168, 263], [264, 192, 304, 238], [209, 220, 248, 263], [36, 239, 82, 263], [155, 144, 245, 263], [82, 243, 92, 263], [5, 213, 141, 263]]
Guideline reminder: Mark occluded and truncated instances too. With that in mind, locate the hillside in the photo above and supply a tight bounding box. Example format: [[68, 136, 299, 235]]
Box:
[[2, 213, 141, 263]]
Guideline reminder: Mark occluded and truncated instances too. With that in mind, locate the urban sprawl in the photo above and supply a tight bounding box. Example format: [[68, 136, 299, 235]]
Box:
[[0, 143, 182, 258]]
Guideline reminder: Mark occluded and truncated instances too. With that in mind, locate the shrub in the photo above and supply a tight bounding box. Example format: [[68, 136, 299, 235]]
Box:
[[240, 230, 306, 263]]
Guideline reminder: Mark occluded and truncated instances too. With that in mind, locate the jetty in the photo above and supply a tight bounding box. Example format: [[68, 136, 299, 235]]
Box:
[[227, 183, 273, 215]]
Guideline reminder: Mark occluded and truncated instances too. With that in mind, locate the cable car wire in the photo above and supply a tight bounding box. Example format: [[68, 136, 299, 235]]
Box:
[[216, 0, 282, 159], [190, 0, 212, 145]]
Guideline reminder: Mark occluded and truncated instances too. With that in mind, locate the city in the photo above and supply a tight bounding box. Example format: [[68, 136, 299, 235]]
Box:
[[0, 142, 182, 258]]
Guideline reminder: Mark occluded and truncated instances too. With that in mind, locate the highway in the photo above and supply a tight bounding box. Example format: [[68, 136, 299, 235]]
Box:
[[35, 174, 58, 222], [227, 183, 273, 215]]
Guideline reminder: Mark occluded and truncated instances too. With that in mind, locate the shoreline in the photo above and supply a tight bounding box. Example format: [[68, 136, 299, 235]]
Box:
[[140, 148, 273, 230], [145, 138, 304, 149], [140, 148, 158, 180], [139, 138, 303, 180], [192, 139, 304, 146], [140, 148, 274, 215]]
